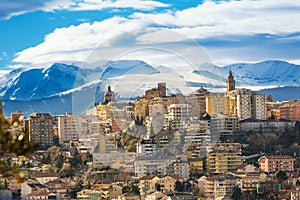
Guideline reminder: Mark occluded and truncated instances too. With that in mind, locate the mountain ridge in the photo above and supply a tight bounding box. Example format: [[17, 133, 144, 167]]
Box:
[[1, 59, 300, 116]]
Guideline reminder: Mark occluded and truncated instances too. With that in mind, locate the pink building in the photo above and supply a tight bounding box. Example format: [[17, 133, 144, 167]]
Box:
[[258, 155, 295, 173]]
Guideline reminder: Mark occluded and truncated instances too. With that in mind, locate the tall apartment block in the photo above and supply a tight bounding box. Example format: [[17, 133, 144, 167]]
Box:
[[28, 113, 54, 148]]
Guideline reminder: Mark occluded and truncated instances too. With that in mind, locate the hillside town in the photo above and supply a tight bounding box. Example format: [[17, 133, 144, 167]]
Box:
[[2, 71, 300, 200]]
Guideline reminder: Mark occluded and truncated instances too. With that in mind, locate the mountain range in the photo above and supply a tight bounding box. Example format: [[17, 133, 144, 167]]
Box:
[[1, 60, 300, 116]]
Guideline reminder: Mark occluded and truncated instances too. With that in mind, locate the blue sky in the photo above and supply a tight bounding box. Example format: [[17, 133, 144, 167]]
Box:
[[0, 0, 300, 75]]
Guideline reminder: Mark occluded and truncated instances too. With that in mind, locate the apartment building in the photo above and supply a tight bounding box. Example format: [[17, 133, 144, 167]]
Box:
[[28, 113, 54, 147], [206, 143, 243, 173], [258, 155, 295, 173]]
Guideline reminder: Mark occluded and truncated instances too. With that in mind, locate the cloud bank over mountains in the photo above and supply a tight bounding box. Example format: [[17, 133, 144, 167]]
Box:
[[4, 0, 300, 68]]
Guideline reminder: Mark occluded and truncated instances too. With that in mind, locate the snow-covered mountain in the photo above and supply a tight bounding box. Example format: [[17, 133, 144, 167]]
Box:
[[0, 63, 102, 101], [191, 60, 300, 87], [1, 60, 300, 116]]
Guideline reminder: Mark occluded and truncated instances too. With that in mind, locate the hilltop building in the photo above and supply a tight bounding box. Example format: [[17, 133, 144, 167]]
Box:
[[134, 83, 179, 122], [206, 71, 267, 120], [104, 85, 115, 104]]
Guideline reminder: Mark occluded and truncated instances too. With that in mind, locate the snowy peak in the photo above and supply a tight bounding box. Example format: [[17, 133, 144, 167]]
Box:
[[101, 60, 160, 79], [191, 60, 300, 87], [0, 63, 80, 101], [224, 60, 300, 86]]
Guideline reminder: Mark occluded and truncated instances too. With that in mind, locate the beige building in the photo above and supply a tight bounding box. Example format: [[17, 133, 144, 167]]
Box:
[[167, 104, 191, 121], [139, 175, 160, 196], [206, 94, 226, 115], [226, 88, 253, 120], [252, 94, 267, 120], [208, 71, 267, 121], [134, 156, 177, 178], [77, 189, 101, 200], [159, 175, 179, 194], [204, 173, 242, 200], [57, 113, 102, 144], [57, 113, 81, 144]]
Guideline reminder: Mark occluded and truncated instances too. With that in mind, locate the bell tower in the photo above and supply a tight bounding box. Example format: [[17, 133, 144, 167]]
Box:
[[226, 70, 235, 92]]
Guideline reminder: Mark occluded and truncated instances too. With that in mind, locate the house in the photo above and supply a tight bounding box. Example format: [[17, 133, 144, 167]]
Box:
[[139, 176, 159, 196], [77, 189, 101, 200], [117, 193, 141, 200], [35, 172, 60, 184], [145, 191, 166, 200], [236, 164, 260, 173], [26, 192, 56, 200], [160, 175, 180, 194], [100, 185, 123, 200], [21, 182, 48, 200], [44, 179, 72, 199]]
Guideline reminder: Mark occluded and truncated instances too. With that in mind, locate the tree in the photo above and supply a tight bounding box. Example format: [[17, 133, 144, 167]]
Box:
[[0, 109, 38, 180], [54, 154, 64, 169], [231, 186, 242, 200], [69, 147, 82, 169], [274, 170, 288, 182], [70, 179, 84, 198], [175, 180, 184, 192]]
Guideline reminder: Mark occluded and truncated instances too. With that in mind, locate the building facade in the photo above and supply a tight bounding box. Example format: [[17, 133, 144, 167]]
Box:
[[28, 113, 54, 147], [206, 143, 243, 174], [258, 155, 295, 173]]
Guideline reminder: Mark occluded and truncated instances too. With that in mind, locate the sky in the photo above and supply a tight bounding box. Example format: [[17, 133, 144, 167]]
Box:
[[0, 0, 300, 76]]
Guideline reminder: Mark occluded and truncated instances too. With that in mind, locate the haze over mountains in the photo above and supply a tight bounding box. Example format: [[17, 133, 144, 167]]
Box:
[[1, 60, 300, 116]]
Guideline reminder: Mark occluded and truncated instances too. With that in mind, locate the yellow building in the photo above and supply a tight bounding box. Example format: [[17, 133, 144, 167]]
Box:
[[206, 94, 226, 115], [207, 71, 266, 120], [134, 83, 180, 122], [206, 143, 243, 173], [188, 159, 204, 175]]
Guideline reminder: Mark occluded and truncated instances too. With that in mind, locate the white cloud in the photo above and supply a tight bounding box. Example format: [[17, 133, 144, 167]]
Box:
[[131, 0, 300, 38], [0, 0, 169, 20], [14, 16, 148, 64], [13, 0, 300, 66], [65, 0, 170, 11]]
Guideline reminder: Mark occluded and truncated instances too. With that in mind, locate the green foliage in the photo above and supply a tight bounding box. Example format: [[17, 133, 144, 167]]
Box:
[[0, 109, 38, 180], [54, 153, 65, 169], [122, 182, 140, 195], [231, 186, 242, 200], [69, 147, 82, 168], [274, 170, 288, 181]]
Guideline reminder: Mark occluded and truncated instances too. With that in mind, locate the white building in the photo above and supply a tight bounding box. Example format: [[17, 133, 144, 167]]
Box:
[[136, 139, 157, 156], [134, 156, 177, 178], [252, 93, 267, 120], [57, 113, 102, 144], [167, 104, 191, 121]]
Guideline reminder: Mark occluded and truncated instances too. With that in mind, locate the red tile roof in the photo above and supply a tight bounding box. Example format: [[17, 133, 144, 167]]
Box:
[[140, 175, 156, 180]]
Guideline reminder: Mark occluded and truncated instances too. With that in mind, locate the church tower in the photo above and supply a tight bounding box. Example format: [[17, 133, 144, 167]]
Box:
[[226, 70, 235, 92], [104, 85, 115, 104]]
